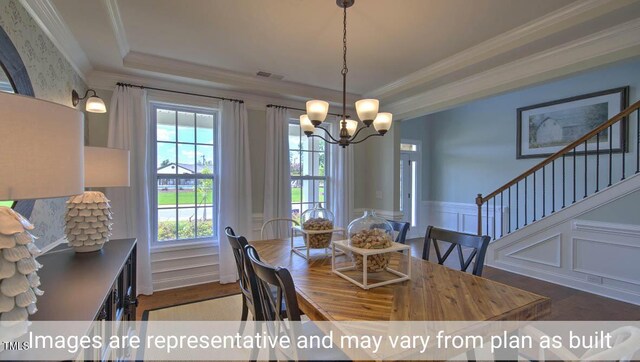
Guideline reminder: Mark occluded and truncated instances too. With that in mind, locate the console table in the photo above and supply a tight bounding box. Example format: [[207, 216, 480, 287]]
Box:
[[28, 238, 137, 361]]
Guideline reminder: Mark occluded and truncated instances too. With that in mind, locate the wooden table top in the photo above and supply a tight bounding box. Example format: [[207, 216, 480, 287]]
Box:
[[250, 239, 551, 322]]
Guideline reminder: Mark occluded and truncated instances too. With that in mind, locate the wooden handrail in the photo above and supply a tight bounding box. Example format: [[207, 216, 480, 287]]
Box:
[[480, 98, 640, 203]]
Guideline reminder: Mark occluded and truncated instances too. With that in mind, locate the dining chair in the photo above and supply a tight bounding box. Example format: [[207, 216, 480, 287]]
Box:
[[388, 220, 410, 244], [422, 225, 491, 276], [245, 245, 348, 361], [520, 325, 640, 361], [245, 244, 300, 322], [371, 219, 410, 244], [260, 218, 300, 240], [224, 227, 262, 322]]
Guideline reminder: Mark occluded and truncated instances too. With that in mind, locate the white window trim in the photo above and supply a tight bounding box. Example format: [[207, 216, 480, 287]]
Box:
[[289, 119, 330, 217], [149, 101, 220, 247]]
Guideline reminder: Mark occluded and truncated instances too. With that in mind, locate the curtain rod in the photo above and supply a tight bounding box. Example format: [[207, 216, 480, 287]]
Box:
[[116, 82, 244, 103], [266, 104, 348, 118]]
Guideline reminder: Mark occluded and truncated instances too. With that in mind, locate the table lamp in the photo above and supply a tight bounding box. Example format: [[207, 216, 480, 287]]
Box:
[[65, 146, 130, 252], [0, 92, 84, 340]]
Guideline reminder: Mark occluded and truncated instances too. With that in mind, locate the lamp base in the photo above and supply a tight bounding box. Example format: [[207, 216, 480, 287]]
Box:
[[0, 206, 44, 349], [65, 191, 113, 252], [73, 244, 104, 253]]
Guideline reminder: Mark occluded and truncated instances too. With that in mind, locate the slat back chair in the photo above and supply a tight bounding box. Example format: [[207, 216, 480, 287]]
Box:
[[371, 220, 410, 244], [245, 244, 301, 322], [224, 227, 262, 321], [388, 220, 410, 244], [260, 218, 300, 240], [422, 226, 491, 276]]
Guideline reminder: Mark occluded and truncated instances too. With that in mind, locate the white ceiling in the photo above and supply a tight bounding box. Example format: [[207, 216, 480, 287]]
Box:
[[52, 0, 572, 93], [39, 0, 640, 116]]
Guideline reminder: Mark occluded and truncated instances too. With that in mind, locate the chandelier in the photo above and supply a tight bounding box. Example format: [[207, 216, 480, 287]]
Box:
[[300, 0, 393, 148]]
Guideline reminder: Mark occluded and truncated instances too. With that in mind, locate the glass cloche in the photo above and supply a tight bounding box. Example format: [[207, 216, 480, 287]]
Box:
[[300, 203, 335, 249], [348, 210, 394, 272]]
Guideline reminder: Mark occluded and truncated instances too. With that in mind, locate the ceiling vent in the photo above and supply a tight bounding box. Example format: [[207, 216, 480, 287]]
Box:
[[256, 71, 284, 80]]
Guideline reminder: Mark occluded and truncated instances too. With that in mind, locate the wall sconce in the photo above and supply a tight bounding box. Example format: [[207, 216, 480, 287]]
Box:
[[71, 89, 106, 113]]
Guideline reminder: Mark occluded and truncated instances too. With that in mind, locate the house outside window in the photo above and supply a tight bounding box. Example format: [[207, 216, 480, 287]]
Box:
[[289, 122, 328, 222], [151, 103, 217, 243]]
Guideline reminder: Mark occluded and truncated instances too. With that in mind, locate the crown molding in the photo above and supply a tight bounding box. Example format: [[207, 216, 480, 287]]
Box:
[[87, 69, 339, 111], [19, 0, 91, 80], [388, 18, 640, 121], [367, 0, 636, 100], [123, 51, 360, 106], [102, 0, 129, 58]]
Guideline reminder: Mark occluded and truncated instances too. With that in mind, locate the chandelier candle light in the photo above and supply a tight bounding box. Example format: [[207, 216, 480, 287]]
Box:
[[301, 0, 393, 148]]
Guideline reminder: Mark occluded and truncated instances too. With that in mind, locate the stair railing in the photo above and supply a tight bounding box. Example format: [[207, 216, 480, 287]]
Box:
[[476, 99, 640, 238]]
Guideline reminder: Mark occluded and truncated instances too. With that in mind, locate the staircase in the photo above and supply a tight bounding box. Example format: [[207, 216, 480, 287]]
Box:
[[475, 98, 640, 305], [476, 98, 640, 240]]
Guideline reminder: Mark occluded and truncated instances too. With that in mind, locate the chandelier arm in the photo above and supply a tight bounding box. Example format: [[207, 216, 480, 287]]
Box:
[[315, 125, 341, 143], [348, 124, 370, 142], [349, 132, 383, 145], [307, 134, 338, 145]]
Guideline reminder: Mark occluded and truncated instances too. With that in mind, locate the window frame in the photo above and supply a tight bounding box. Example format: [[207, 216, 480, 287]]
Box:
[[150, 102, 219, 246], [288, 120, 330, 220]]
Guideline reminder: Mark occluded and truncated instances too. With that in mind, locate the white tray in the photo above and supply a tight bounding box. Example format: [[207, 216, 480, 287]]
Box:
[[331, 239, 411, 290], [290, 226, 346, 260]]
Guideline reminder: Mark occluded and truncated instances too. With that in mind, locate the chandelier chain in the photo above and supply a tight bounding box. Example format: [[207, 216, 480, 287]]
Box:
[[341, 2, 348, 126], [342, 3, 348, 77]]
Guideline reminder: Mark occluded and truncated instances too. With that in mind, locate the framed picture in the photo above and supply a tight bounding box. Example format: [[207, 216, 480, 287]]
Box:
[[516, 87, 628, 159]]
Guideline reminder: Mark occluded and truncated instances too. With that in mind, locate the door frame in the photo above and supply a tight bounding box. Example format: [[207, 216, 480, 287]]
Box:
[[400, 139, 422, 239]]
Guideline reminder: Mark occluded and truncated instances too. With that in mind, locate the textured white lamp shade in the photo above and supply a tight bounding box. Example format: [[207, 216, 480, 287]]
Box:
[[345, 119, 358, 137], [0, 92, 84, 200], [84, 147, 130, 188], [355, 99, 379, 122], [0, 92, 83, 337], [85, 96, 106, 113], [299, 114, 315, 134], [306, 100, 329, 124], [373, 112, 393, 133]]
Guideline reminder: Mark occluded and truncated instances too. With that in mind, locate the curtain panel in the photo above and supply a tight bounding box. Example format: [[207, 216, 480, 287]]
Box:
[[106, 85, 153, 295], [263, 107, 292, 238], [328, 117, 354, 229], [217, 100, 253, 284]]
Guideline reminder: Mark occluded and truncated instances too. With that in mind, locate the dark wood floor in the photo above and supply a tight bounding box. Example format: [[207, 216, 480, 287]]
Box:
[[138, 238, 640, 321]]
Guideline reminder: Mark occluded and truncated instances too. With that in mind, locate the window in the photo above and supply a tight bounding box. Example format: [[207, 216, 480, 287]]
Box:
[[152, 104, 217, 243], [289, 122, 328, 222]]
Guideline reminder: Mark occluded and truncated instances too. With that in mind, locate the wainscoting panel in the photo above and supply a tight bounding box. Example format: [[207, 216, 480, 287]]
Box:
[[151, 242, 219, 292], [420, 201, 505, 237], [572, 237, 640, 286], [505, 233, 562, 268], [421, 180, 640, 305], [488, 220, 640, 305]]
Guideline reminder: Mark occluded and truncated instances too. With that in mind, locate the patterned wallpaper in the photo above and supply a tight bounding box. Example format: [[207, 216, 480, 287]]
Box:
[[0, 0, 87, 249]]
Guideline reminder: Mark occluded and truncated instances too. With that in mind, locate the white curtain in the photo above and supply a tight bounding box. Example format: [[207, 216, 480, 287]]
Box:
[[218, 100, 252, 284], [106, 85, 153, 295], [328, 117, 354, 229], [263, 107, 291, 238]]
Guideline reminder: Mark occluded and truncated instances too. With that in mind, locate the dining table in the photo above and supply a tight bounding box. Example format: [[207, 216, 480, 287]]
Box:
[[249, 238, 551, 322]]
